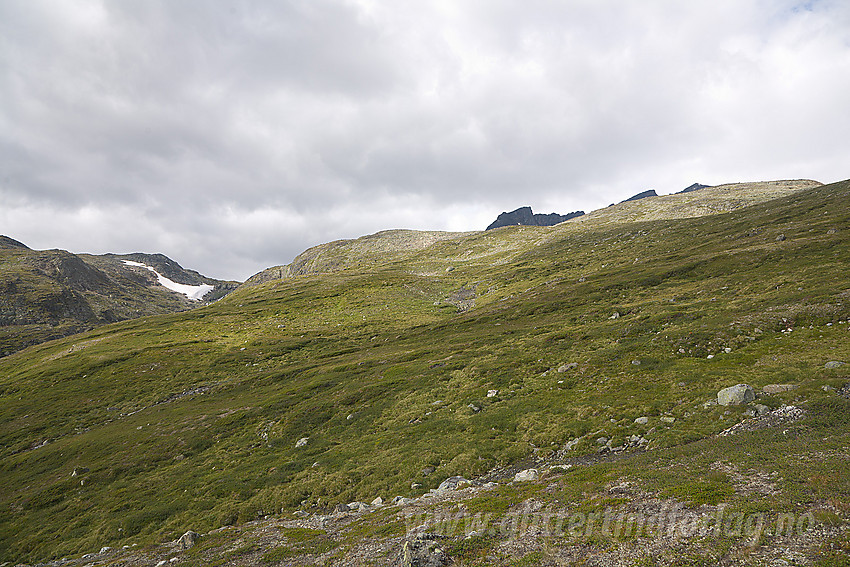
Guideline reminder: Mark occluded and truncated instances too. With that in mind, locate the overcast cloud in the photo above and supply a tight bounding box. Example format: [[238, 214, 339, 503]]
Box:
[[2, 0, 849, 281]]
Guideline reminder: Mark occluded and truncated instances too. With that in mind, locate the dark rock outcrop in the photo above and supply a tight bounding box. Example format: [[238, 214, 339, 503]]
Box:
[[485, 207, 584, 230], [619, 189, 658, 203], [677, 183, 711, 194], [0, 235, 30, 249]]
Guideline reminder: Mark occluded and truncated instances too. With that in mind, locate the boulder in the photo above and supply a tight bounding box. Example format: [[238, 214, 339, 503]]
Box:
[[486, 389, 498, 397], [717, 384, 755, 406], [371, 496, 384, 507], [399, 535, 449, 567], [176, 530, 200, 550], [634, 416, 649, 425], [825, 361, 846, 369], [513, 468, 539, 482], [437, 476, 470, 492]]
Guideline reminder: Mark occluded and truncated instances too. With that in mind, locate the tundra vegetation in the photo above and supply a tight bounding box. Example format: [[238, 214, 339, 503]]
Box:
[[0, 180, 848, 565]]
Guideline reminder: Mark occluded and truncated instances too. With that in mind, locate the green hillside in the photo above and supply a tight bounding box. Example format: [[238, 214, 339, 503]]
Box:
[[1, 180, 849, 565]]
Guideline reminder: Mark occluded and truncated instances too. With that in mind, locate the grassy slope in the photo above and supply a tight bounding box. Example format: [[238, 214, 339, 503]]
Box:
[[0, 181, 849, 563]]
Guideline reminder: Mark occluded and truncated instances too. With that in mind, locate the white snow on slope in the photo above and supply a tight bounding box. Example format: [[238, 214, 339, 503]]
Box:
[[122, 260, 214, 301]]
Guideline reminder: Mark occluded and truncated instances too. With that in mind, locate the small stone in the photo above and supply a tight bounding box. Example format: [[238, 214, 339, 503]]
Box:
[[724, 347, 732, 353], [71, 467, 89, 477], [775, 234, 786, 241], [467, 404, 481, 413], [335, 503, 349, 513], [634, 416, 649, 425], [762, 384, 796, 394], [596, 436, 609, 445], [295, 437, 309, 448], [825, 361, 846, 369], [609, 312, 621, 319], [717, 384, 755, 406], [486, 389, 498, 397], [707, 354, 714, 359], [411, 483, 422, 489], [660, 416, 675, 424], [421, 466, 436, 476], [557, 362, 578, 372], [99, 547, 112, 554], [513, 468, 539, 482], [753, 404, 770, 416], [631, 360, 641, 365]]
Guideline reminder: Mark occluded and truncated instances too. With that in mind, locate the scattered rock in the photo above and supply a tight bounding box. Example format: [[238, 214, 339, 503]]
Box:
[[660, 416, 675, 424], [596, 436, 609, 445], [720, 405, 805, 436], [634, 416, 649, 425], [295, 437, 309, 448], [411, 483, 422, 490], [631, 359, 641, 365], [99, 546, 112, 554], [467, 404, 481, 413], [557, 362, 578, 372], [717, 384, 755, 406], [703, 400, 718, 409], [348, 501, 368, 511], [334, 503, 350, 513], [775, 234, 786, 241], [371, 496, 384, 507], [825, 361, 846, 369], [486, 389, 498, 397], [609, 312, 621, 320], [513, 468, 539, 482], [176, 530, 200, 550], [71, 467, 89, 477]]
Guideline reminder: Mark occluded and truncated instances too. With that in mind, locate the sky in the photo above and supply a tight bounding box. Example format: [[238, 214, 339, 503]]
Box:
[[2, 0, 849, 282]]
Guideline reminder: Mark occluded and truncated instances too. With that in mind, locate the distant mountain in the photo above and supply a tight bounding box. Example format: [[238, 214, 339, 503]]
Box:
[[485, 206, 585, 230], [0, 239, 238, 356]]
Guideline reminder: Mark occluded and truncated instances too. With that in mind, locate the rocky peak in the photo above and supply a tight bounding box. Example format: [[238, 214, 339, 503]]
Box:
[[486, 207, 584, 230]]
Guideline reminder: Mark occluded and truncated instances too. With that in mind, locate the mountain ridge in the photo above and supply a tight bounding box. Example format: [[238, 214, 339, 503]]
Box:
[[0, 243, 238, 356]]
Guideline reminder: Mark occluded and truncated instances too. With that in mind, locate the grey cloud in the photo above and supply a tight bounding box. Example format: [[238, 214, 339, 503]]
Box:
[[2, 0, 849, 280]]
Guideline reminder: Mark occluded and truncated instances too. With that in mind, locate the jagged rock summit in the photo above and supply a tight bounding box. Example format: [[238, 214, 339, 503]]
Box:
[[485, 206, 584, 230]]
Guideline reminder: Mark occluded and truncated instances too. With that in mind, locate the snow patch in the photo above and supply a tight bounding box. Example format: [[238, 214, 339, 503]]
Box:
[[122, 260, 213, 301]]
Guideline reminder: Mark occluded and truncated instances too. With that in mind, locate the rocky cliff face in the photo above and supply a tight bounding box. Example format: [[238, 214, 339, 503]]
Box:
[[485, 206, 585, 230]]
